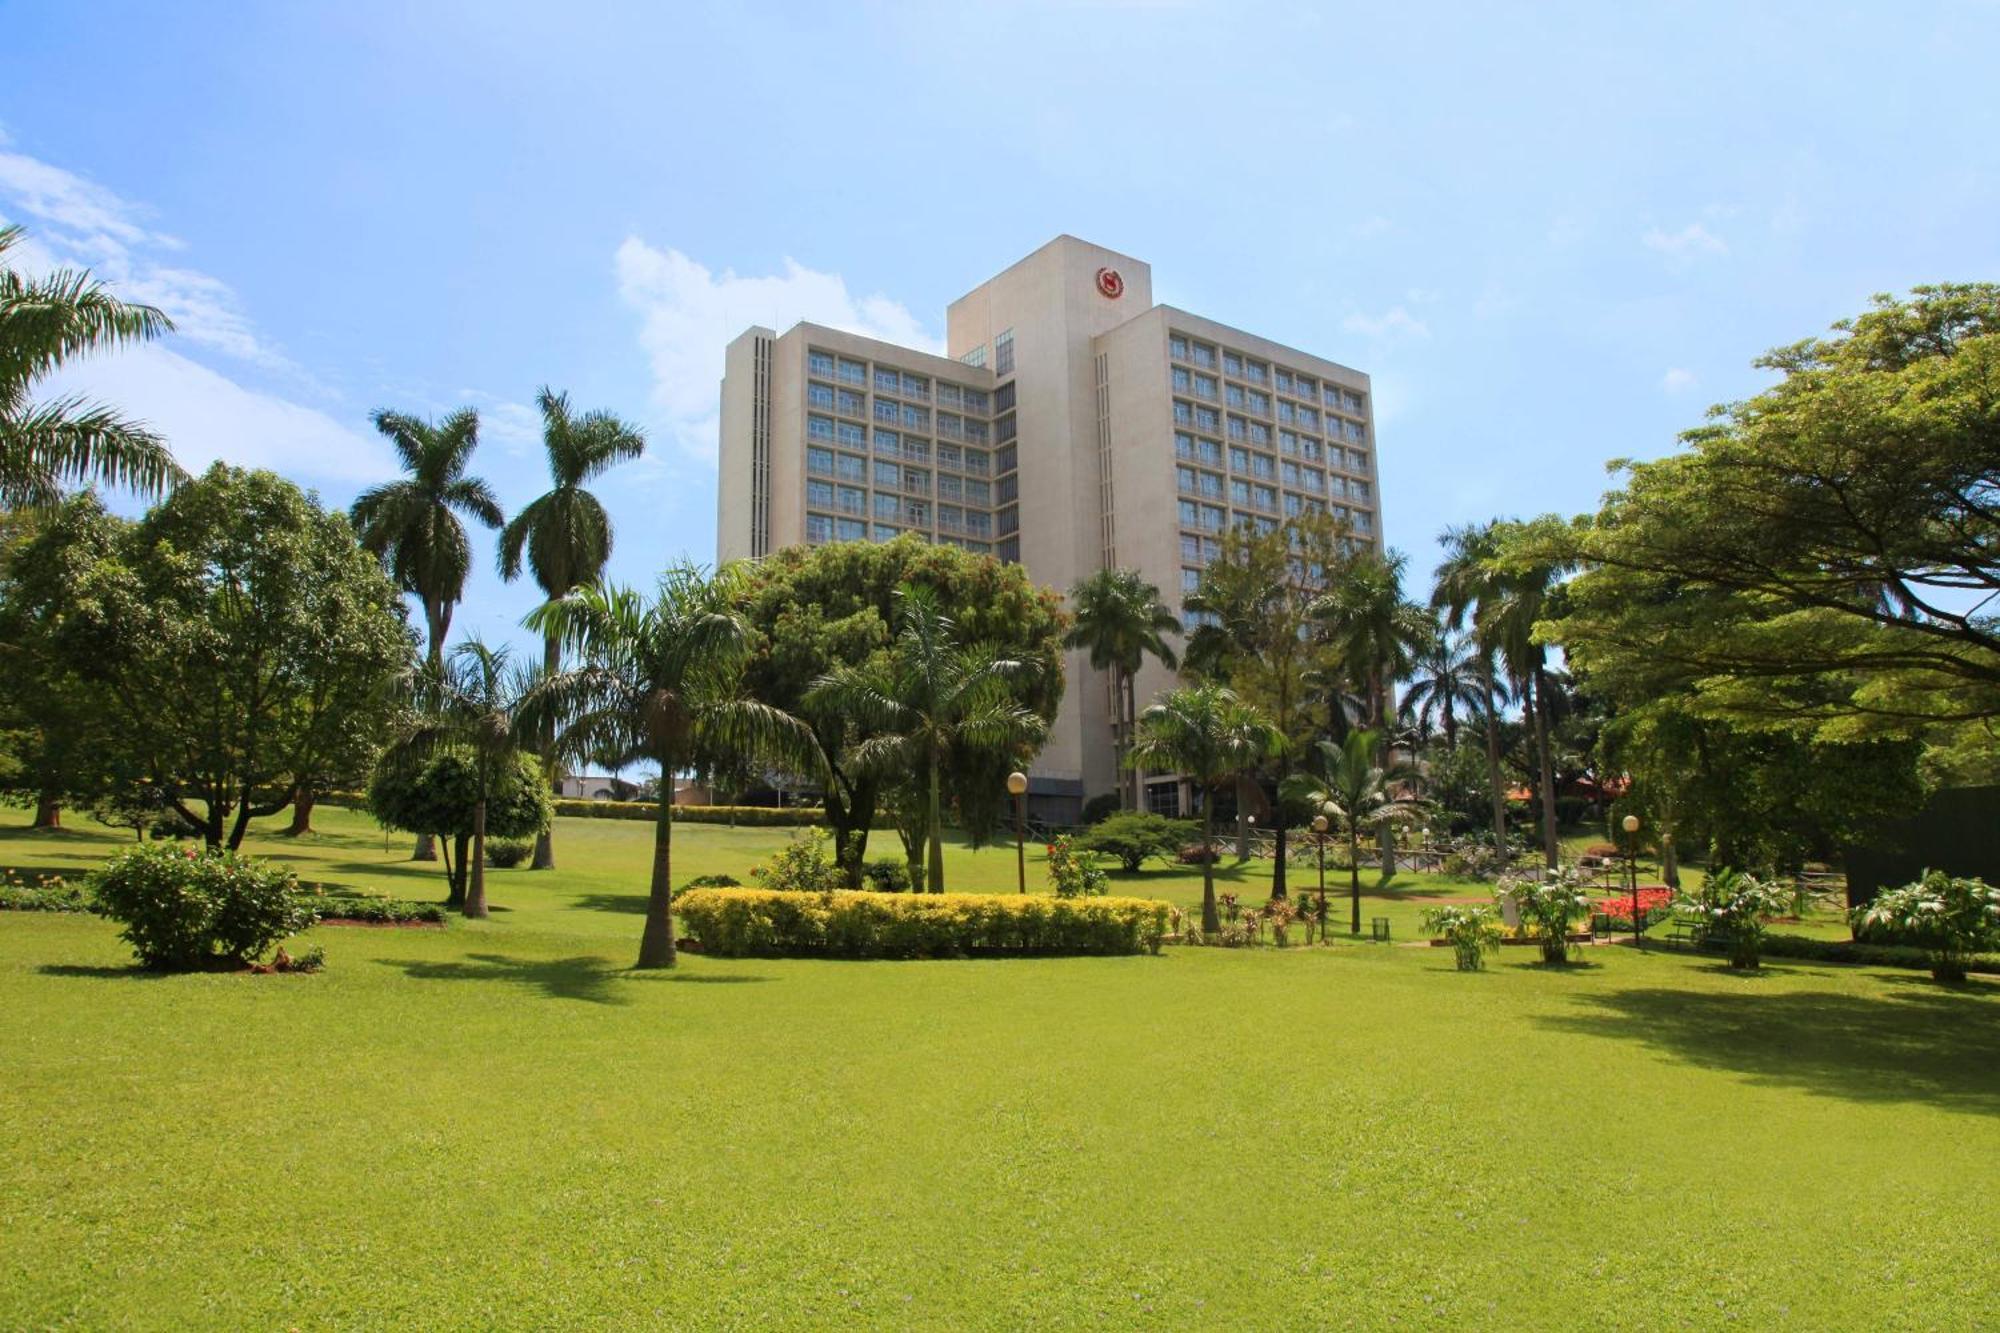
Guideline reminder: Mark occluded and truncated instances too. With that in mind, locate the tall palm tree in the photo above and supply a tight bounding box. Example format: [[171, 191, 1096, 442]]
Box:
[[349, 408, 502, 671], [1065, 567, 1180, 811], [1432, 521, 1515, 860], [1482, 531, 1567, 869], [0, 224, 181, 508], [421, 638, 534, 919], [806, 584, 1046, 895], [1126, 683, 1282, 934], [499, 387, 646, 871], [1279, 729, 1426, 935], [1398, 626, 1488, 752], [529, 564, 819, 968]]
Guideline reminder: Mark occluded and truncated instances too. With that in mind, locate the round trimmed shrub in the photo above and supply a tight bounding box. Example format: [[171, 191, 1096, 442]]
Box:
[[89, 844, 314, 970]]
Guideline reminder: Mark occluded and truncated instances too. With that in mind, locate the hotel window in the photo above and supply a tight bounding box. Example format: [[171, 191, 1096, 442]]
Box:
[[1251, 454, 1274, 480], [963, 419, 989, 443], [1255, 485, 1277, 511], [1196, 438, 1221, 466], [1202, 504, 1225, 531], [808, 383, 834, 410], [961, 345, 987, 369], [1199, 471, 1223, 498], [964, 448, 990, 475], [1330, 476, 1349, 499], [1279, 430, 1298, 455], [901, 404, 928, 431], [1229, 478, 1251, 506], [936, 444, 962, 470], [1177, 466, 1197, 494], [1247, 390, 1269, 414], [1228, 445, 1250, 472], [1255, 516, 1277, 535], [1195, 406, 1220, 431], [1175, 432, 1196, 460], [874, 399, 898, 423], [1305, 499, 1324, 516], [1172, 366, 1191, 393], [998, 536, 1019, 563], [874, 461, 900, 488], [1350, 450, 1370, 473], [995, 443, 1017, 472], [996, 474, 1016, 503], [936, 383, 962, 410], [1173, 401, 1193, 426], [962, 388, 989, 414], [874, 366, 900, 394], [1248, 422, 1270, 446], [836, 421, 866, 448], [837, 388, 866, 416], [807, 414, 834, 441], [1223, 351, 1242, 376], [808, 351, 835, 379], [1345, 390, 1366, 413], [836, 454, 866, 481], [1352, 481, 1370, 501], [836, 485, 866, 514], [1180, 534, 1203, 561], [1348, 420, 1368, 442], [1297, 407, 1319, 431], [984, 509, 1007, 537], [1303, 466, 1323, 492], [807, 447, 834, 477], [1284, 494, 1303, 517], [1193, 374, 1218, 400], [1274, 370, 1294, 394], [1178, 499, 1200, 526], [905, 469, 931, 495], [1226, 384, 1245, 408], [807, 480, 833, 509], [1189, 341, 1216, 368], [874, 493, 901, 520], [836, 358, 866, 385], [1354, 511, 1373, 532], [1281, 461, 1301, 488], [1295, 375, 1316, 398], [903, 500, 929, 526], [1303, 438, 1322, 463], [902, 374, 928, 399], [1182, 568, 1201, 593], [994, 414, 1016, 443], [1277, 401, 1294, 425], [1170, 334, 1189, 361], [836, 517, 866, 541], [995, 328, 1015, 375], [806, 514, 833, 542], [938, 474, 963, 501], [1245, 359, 1268, 384], [875, 428, 900, 455], [963, 478, 988, 504], [1227, 416, 1248, 441], [872, 523, 899, 541]]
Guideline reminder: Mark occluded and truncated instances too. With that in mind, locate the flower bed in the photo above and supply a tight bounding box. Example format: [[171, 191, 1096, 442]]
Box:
[[676, 888, 1170, 959]]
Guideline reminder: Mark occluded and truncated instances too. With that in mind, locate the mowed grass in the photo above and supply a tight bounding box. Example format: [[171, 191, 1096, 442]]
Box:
[[1, 808, 1995, 1328]]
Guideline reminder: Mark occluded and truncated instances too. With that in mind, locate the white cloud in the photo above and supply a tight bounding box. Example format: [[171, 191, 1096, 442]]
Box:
[[1661, 367, 1698, 393], [614, 239, 940, 464], [1641, 222, 1728, 261], [1341, 305, 1430, 340], [458, 390, 542, 459], [46, 344, 396, 486]]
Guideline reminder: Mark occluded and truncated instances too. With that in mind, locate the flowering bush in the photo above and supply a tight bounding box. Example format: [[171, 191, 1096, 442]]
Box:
[[88, 844, 313, 970], [749, 829, 840, 894], [1676, 868, 1792, 969], [1422, 903, 1505, 971], [1592, 886, 1673, 929], [1045, 834, 1108, 898], [0, 868, 89, 912], [1498, 866, 1594, 964], [675, 888, 1171, 958], [1442, 839, 1514, 882], [1853, 870, 2000, 983]]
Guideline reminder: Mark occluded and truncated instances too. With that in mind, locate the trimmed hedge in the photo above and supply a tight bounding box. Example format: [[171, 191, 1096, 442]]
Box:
[[1717, 931, 2000, 976], [304, 893, 447, 924], [0, 883, 91, 912], [676, 888, 1171, 959]]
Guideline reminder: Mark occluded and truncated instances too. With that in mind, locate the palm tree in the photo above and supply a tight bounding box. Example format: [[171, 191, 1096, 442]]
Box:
[[529, 564, 819, 968], [1482, 530, 1567, 869], [1398, 626, 1487, 751], [806, 584, 1046, 895], [1126, 683, 1282, 934], [499, 387, 646, 871], [0, 224, 181, 508], [1065, 567, 1180, 811], [1432, 522, 1515, 860], [422, 639, 534, 919], [349, 408, 503, 671], [1280, 729, 1426, 935]]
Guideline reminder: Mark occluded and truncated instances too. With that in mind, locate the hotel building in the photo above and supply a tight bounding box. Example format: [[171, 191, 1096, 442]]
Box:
[[719, 236, 1380, 822]]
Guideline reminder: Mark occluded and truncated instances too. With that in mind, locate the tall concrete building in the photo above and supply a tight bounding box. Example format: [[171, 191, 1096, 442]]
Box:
[[719, 237, 1381, 821]]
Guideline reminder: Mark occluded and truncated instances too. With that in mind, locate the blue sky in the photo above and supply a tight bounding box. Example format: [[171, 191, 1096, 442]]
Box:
[[4, 1, 1997, 656]]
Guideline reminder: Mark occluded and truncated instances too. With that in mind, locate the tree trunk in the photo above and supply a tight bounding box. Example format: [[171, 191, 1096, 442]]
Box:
[[926, 754, 946, 894], [464, 797, 489, 918], [226, 792, 255, 850], [286, 787, 316, 836], [412, 832, 438, 862], [1200, 798, 1220, 934], [1349, 831, 1363, 935], [31, 794, 60, 829], [635, 785, 677, 968], [442, 833, 468, 907], [1271, 819, 1288, 900], [1533, 667, 1560, 868], [531, 630, 559, 871], [1480, 661, 1508, 856], [1373, 675, 1397, 877]]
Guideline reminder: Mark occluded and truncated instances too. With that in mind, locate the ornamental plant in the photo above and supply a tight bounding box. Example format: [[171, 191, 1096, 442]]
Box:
[[88, 843, 314, 971], [750, 828, 841, 894], [1497, 866, 1594, 964], [1422, 903, 1504, 971], [1045, 834, 1108, 898], [1675, 867, 1792, 969], [1853, 870, 2000, 984]]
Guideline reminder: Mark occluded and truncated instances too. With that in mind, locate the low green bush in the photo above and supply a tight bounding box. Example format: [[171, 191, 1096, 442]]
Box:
[[485, 839, 534, 869], [89, 844, 314, 970], [682, 873, 742, 890], [0, 871, 90, 912], [1755, 932, 2000, 975], [676, 888, 1172, 959], [299, 889, 446, 924], [750, 829, 841, 892], [862, 858, 910, 893], [1077, 812, 1192, 872]]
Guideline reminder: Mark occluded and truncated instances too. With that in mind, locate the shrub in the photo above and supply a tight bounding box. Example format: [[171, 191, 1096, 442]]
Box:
[[270, 943, 325, 973], [1077, 812, 1191, 872], [1497, 866, 1594, 964], [1441, 839, 1513, 882], [1757, 931, 2000, 975], [675, 888, 1171, 959], [1045, 833, 1108, 898], [1422, 903, 1505, 971], [682, 873, 742, 890], [750, 829, 841, 893], [1176, 841, 1222, 865], [485, 839, 534, 869], [862, 858, 910, 893], [1079, 792, 1122, 825], [297, 886, 446, 924], [89, 844, 313, 970], [0, 870, 89, 912], [1674, 867, 1792, 969], [1852, 870, 2000, 983]]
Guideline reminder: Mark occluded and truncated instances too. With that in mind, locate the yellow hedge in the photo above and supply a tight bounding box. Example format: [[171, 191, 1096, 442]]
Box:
[[675, 888, 1172, 959]]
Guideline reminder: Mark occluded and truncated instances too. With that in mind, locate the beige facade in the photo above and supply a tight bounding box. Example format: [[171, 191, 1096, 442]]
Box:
[[719, 236, 1380, 820]]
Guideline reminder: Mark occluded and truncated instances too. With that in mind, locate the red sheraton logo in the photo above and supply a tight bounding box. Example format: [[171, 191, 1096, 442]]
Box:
[[1095, 267, 1124, 299]]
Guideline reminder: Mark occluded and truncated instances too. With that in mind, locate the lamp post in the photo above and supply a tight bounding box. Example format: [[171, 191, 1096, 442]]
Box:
[[1622, 813, 1642, 948], [1007, 771, 1029, 894], [1311, 813, 1329, 938]]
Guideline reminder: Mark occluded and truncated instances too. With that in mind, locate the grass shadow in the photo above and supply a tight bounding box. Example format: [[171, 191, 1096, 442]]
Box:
[[571, 892, 650, 915], [1539, 983, 2000, 1114], [380, 952, 631, 1005], [36, 963, 169, 980]]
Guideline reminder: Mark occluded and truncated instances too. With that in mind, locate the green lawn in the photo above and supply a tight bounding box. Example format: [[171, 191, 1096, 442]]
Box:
[[2, 807, 1995, 1328]]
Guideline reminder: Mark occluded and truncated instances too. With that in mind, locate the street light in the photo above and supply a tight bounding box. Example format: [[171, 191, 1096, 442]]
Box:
[[1007, 771, 1029, 894], [1621, 813, 1642, 948], [1311, 813, 1329, 939]]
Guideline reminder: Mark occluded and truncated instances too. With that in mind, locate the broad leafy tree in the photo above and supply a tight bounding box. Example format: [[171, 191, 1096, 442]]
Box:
[[1126, 683, 1282, 933], [531, 565, 820, 968], [369, 749, 552, 907], [1065, 567, 1180, 810], [498, 387, 646, 870], [0, 224, 181, 509], [806, 584, 1047, 894]]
